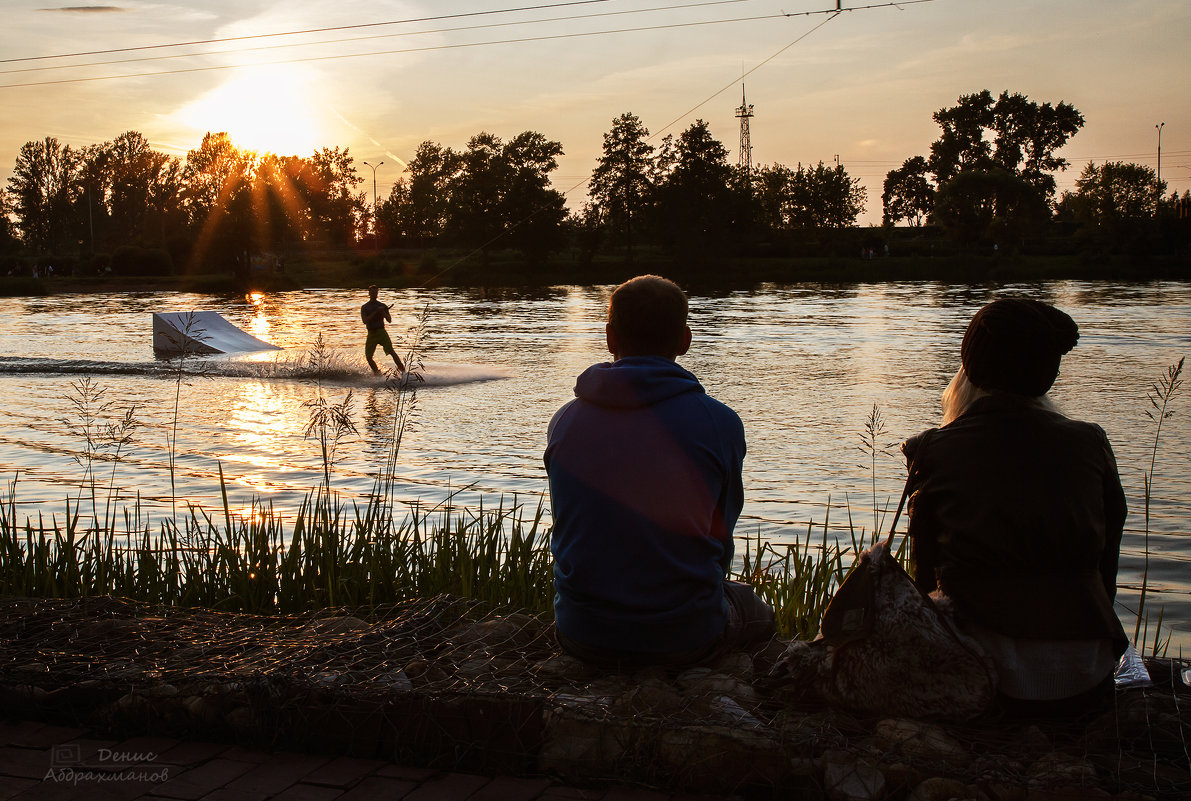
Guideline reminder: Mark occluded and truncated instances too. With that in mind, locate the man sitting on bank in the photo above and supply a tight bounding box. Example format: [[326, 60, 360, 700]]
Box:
[[545, 275, 775, 668]]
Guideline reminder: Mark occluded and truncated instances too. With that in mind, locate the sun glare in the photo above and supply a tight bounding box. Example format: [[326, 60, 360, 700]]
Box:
[[175, 67, 324, 156]]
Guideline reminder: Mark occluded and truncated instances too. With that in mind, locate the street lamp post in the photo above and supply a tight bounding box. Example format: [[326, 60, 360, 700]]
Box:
[[1155, 122, 1165, 185], [363, 160, 383, 252]]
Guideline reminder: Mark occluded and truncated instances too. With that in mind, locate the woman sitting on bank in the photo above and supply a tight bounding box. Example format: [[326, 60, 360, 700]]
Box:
[[903, 298, 1128, 714]]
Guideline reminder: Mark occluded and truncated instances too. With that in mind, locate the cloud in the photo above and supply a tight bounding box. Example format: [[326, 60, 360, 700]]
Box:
[[39, 5, 127, 12]]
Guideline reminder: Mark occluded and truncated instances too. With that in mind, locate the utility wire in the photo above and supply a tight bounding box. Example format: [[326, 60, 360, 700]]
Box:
[[0, 0, 754, 77], [421, 10, 850, 285], [0, 1, 935, 89], [0, 13, 820, 89], [0, 0, 614, 64]]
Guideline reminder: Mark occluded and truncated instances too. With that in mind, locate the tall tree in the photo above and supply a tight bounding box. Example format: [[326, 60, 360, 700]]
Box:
[[752, 161, 866, 231], [882, 156, 933, 226], [397, 141, 461, 244], [990, 91, 1083, 199], [928, 90, 996, 184], [911, 90, 1084, 216], [589, 113, 654, 260], [306, 146, 365, 246], [930, 168, 1047, 245], [1070, 161, 1164, 224], [502, 130, 567, 260], [7, 136, 81, 252], [650, 120, 734, 253], [181, 132, 255, 270], [446, 132, 509, 255], [101, 131, 181, 247]]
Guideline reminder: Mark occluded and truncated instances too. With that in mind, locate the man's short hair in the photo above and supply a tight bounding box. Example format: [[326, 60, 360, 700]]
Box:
[[607, 275, 688, 357], [368, 285, 379, 297]]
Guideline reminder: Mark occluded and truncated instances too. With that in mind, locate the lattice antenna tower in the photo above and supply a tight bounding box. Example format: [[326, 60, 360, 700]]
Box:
[[736, 83, 754, 181]]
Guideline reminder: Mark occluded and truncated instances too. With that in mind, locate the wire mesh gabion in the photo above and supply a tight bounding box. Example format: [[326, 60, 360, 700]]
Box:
[[1, 595, 1188, 799]]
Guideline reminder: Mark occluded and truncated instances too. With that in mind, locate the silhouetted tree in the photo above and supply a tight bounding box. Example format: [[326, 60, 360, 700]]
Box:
[[1069, 161, 1164, 224], [931, 168, 1047, 246], [393, 141, 461, 244], [446, 132, 509, 257], [882, 156, 933, 226], [307, 146, 365, 246], [589, 112, 654, 260], [649, 120, 734, 254], [895, 90, 1084, 226], [7, 136, 82, 252], [182, 132, 256, 270], [752, 161, 866, 231], [502, 130, 567, 261]]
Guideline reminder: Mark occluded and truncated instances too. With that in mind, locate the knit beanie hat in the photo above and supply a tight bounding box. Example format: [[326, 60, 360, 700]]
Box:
[[960, 298, 1079, 397]]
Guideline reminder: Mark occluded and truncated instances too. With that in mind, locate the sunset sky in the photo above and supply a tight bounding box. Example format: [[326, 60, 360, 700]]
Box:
[[2, 0, 1187, 225]]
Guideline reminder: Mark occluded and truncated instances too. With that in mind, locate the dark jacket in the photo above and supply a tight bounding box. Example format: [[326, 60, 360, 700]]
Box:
[[545, 356, 746, 655], [904, 394, 1127, 653]]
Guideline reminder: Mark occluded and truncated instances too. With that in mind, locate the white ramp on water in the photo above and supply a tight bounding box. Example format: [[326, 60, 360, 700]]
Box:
[[152, 311, 281, 355]]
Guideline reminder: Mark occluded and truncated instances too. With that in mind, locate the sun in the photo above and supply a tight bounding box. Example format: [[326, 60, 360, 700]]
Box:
[[174, 66, 325, 156]]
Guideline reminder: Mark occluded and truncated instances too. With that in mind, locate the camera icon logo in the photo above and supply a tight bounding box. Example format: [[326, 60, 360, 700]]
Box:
[[50, 744, 82, 767]]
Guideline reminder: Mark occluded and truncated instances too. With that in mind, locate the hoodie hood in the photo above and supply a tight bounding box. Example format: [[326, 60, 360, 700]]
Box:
[[574, 356, 704, 409]]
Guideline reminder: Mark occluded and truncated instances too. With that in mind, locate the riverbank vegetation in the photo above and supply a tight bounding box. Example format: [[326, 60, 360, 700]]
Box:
[[1, 90, 1187, 292]]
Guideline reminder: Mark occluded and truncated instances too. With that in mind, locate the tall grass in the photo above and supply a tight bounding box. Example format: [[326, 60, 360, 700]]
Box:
[[1133, 356, 1184, 652], [0, 477, 554, 615]]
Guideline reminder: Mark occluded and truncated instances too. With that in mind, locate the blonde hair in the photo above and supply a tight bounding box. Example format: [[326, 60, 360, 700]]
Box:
[[941, 366, 1059, 427]]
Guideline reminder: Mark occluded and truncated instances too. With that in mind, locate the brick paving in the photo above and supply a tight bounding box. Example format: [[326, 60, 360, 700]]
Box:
[[0, 719, 742, 801]]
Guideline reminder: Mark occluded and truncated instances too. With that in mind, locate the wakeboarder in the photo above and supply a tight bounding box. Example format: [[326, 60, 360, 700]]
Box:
[[360, 285, 406, 375]]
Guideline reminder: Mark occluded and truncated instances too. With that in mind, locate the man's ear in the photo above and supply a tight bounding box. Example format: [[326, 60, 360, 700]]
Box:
[[605, 324, 619, 360], [676, 325, 692, 357]]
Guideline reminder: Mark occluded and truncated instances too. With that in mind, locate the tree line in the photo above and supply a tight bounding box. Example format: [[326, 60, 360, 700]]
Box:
[[1, 91, 1186, 278], [0, 115, 867, 274], [882, 90, 1189, 253]]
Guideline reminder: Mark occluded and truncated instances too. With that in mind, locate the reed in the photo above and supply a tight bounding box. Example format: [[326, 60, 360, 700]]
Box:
[[0, 478, 554, 615], [1133, 356, 1184, 653]]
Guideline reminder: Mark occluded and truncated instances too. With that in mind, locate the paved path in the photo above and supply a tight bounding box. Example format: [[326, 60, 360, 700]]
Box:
[[0, 719, 739, 801]]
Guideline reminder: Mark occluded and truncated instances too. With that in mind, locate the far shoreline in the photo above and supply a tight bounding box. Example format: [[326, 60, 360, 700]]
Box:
[[2, 250, 1189, 297]]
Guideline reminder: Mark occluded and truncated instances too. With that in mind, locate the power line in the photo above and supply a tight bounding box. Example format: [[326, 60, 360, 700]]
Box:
[[0, 0, 754, 77], [0, 12, 822, 89], [0, 1, 935, 89], [0, 0, 614, 64]]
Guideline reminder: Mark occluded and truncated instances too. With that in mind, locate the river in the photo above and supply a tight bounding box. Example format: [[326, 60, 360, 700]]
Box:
[[0, 281, 1188, 650]]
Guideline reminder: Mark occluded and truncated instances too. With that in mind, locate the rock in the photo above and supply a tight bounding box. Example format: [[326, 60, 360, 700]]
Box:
[[145, 683, 179, 697], [708, 695, 765, 729], [710, 651, 755, 681], [1025, 789, 1110, 801], [404, 659, 449, 686], [657, 723, 787, 794], [611, 679, 685, 717], [1026, 752, 1096, 787], [381, 670, 412, 691], [776, 710, 849, 751], [454, 657, 492, 681], [538, 700, 627, 776], [445, 614, 538, 650], [983, 781, 1027, 801], [881, 762, 926, 794], [908, 777, 989, 801], [224, 706, 254, 731], [676, 668, 758, 704], [1014, 724, 1051, 756], [875, 718, 971, 765], [302, 615, 370, 635], [183, 695, 220, 725], [536, 653, 592, 682], [823, 752, 885, 801]]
